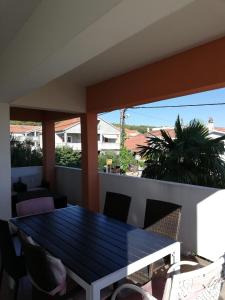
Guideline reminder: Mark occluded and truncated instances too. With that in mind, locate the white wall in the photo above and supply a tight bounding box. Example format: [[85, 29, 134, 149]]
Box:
[[0, 103, 11, 219], [55, 166, 225, 261], [55, 166, 82, 206], [100, 174, 225, 261], [11, 166, 43, 189]]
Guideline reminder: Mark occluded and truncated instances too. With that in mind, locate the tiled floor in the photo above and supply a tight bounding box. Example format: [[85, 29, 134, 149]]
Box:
[[1, 256, 225, 300]]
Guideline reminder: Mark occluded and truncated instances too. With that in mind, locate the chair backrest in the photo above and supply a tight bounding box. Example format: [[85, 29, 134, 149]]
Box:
[[144, 199, 181, 240], [163, 257, 225, 300], [21, 236, 66, 296], [0, 220, 18, 276], [16, 196, 54, 217], [16, 190, 52, 202], [104, 192, 131, 223], [111, 258, 225, 300]]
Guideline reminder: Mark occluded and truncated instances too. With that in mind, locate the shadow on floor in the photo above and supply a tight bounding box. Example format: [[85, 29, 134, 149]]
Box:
[[1, 255, 224, 300]]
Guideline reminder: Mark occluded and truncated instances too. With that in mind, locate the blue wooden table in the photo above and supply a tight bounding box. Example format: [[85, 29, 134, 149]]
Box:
[[11, 205, 180, 300]]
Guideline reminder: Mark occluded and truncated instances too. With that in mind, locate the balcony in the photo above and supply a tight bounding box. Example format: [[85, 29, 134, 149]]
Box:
[[1, 1, 225, 298], [56, 142, 120, 152], [54, 165, 225, 262], [7, 164, 225, 299]]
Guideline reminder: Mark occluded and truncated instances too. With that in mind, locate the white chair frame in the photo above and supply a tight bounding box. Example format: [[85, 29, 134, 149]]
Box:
[[112, 256, 225, 300]]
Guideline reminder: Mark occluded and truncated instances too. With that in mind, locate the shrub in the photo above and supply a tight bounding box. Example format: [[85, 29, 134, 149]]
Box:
[[11, 138, 42, 167], [55, 146, 81, 168], [98, 151, 120, 171]]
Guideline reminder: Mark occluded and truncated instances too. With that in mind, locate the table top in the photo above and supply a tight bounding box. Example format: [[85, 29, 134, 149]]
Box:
[[11, 205, 176, 284]]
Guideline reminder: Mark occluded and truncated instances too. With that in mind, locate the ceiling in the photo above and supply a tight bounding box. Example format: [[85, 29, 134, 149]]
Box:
[[0, 0, 225, 113], [0, 0, 41, 54], [63, 0, 225, 86]]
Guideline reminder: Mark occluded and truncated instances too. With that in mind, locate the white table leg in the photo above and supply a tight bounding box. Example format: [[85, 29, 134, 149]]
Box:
[[170, 242, 180, 265], [86, 285, 100, 300]]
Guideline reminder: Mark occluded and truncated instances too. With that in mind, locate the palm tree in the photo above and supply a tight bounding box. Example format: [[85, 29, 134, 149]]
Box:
[[139, 116, 225, 188]]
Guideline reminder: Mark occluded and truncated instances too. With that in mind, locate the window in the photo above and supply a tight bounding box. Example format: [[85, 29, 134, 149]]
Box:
[[67, 136, 72, 143], [74, 134, 81, 143], [27, 132, 34, 137], [103, 137, 116, 143]]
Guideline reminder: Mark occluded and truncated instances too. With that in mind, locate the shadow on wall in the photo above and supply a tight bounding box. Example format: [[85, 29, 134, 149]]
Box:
[[99, 173, 225, 261], [55, 166, 225, 261]]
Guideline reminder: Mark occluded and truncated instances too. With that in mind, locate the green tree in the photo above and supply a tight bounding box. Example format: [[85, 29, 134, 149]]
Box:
[[55, 146, 81, 168], [98, 151, 120, 171], [11, 138, 42, 167], [139, 116, 225, 188], [120, 147, 137, 173], [113, 123, 153, 134]]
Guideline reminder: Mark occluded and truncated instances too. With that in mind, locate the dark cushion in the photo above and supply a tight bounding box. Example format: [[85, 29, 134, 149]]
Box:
[[104, 192, 131, 223]]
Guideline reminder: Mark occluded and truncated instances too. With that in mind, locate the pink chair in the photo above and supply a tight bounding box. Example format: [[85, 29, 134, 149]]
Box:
[[16, 197, 55, 217], [112, 256, 225, 300]]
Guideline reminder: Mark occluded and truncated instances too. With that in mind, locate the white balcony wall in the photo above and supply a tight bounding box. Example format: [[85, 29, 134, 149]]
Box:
[[56, 166, 82, 206], [11, 166, 43, 190], [98, 142, 120, 151], [55, 141, 120, 151], [55, 166, 225, 261]]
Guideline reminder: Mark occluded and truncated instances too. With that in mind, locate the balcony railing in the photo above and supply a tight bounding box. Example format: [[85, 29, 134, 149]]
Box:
[[56, 142, 120, 151], [11, 165, 225, 262]]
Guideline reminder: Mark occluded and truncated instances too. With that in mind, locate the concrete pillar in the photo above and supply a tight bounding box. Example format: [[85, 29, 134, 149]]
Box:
[[42, 119, 55, 190], [81, 113, 99, 212], [64, 131, 67, 145], [0, 103, 11, 219]]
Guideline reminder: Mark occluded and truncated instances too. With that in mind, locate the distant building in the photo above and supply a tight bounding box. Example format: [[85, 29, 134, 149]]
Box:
[[125, 119, 225, 157], [10, 125, 42, 148], [125, 134, 147, 152], [54, 117, 120, 152], [10, 118, 120, 153]]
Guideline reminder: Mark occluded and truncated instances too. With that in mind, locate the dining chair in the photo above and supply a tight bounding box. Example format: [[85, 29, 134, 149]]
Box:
[[129, 199, 181, 284], [20, 234, 76, 299], [21, 235, 113, 300], [103, 192, 131, 223], [0, 220, 26, 300], [16, 196, 55, 217], [112, 256, 225, 300]]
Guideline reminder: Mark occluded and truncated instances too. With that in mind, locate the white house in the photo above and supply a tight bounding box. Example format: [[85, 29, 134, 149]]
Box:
[[10, 124, 42, 148], [54, 117, 120, 152], [10, 118, 120, 152]]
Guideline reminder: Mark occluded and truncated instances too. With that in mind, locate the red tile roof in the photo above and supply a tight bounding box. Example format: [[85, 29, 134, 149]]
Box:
[[55, 118, 80, 132], [125, 129, 175, 151], [214, 127, 225, 133], [150, 128, 176, 139], [10, 125, 41, 134], [125, 134, 147, 151]]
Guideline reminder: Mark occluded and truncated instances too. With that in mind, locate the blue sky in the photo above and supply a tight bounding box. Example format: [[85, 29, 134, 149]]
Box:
[[99, 87, 225, 128]]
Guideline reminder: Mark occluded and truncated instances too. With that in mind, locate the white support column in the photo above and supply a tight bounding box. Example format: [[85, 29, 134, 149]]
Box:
[[64, 131, 67, 145], [0, 103, 11, 219]]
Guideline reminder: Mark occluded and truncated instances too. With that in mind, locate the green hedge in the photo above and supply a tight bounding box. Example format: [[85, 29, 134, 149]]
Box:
[[11, 138, 42, 167]]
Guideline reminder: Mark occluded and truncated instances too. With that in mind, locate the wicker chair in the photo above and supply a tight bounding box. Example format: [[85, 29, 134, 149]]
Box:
[[112, 257, 225, 300], [103, 192, 131, 223], [129, 199, 181, 284]]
